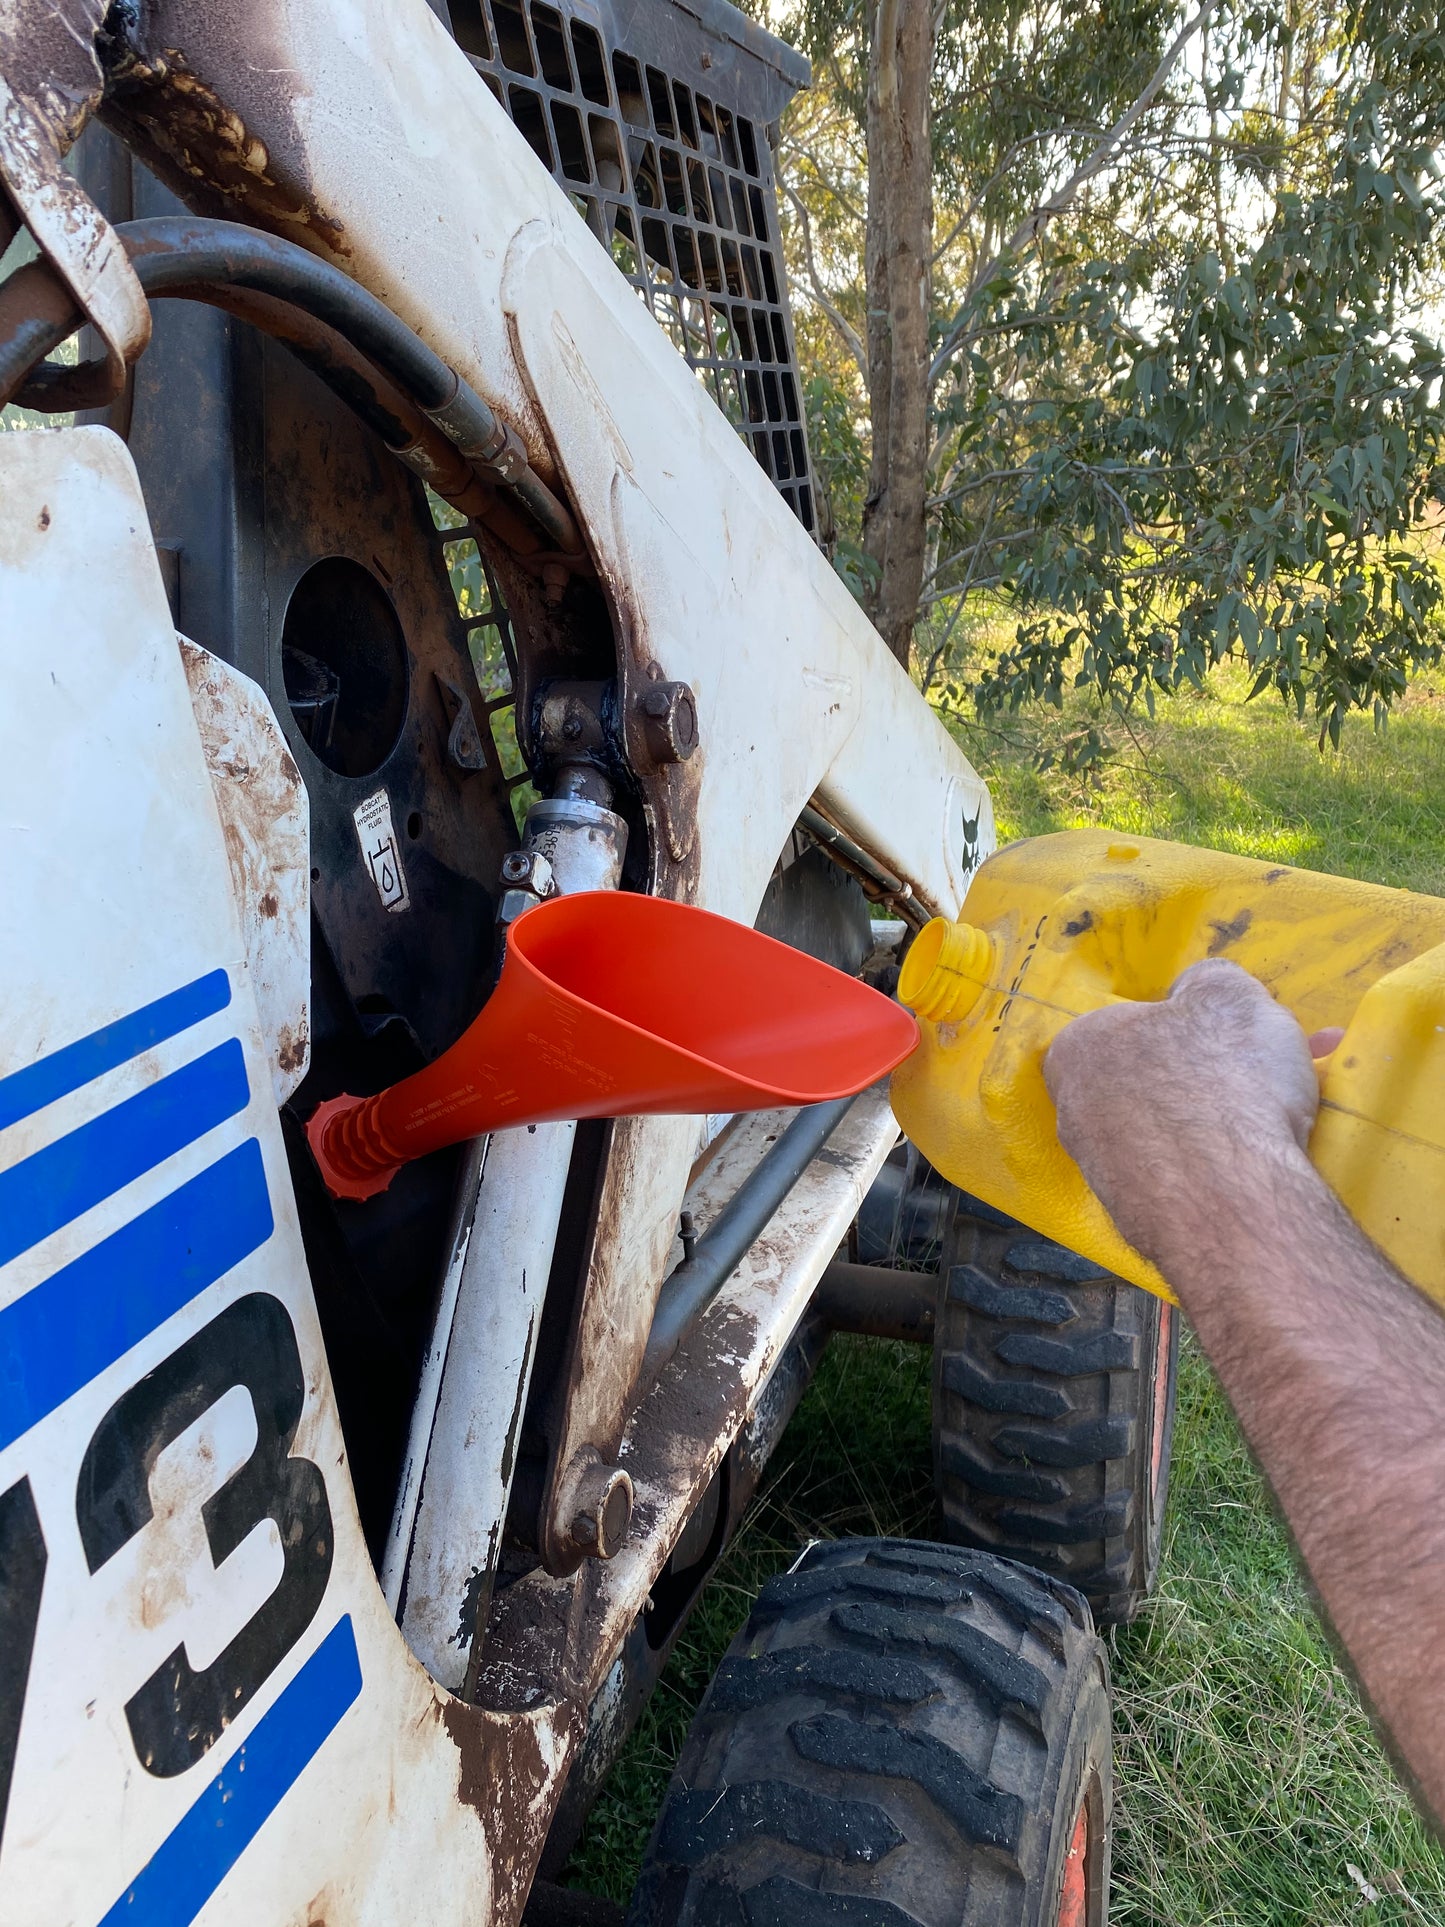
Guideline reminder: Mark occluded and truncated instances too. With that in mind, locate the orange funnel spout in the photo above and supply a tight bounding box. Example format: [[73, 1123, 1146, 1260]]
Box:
[[307, 891, 919, 1200]]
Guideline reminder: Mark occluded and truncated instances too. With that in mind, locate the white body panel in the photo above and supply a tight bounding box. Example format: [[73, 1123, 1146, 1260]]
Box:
[[78, 0, 995, 1616], [178, 639, 312, 1106], [1, 4, 998, 1919], [0, 415, 980, 1924], [139, 0, 995, 922], [0, 430, 525, 1927]]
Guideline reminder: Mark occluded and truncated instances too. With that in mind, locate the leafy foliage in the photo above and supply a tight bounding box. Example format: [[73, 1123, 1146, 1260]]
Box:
[[802, 366, 877, 595], [944, 1, 1445, 743], [762, 0, 1445, 742]]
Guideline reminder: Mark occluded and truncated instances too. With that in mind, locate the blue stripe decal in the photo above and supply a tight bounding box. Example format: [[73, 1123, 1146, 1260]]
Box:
[[0, 1140, 273, 1455], [0, 972, 231, 1135], [0, 1039, 250, 1272], [98, 1616, 363, 1927]]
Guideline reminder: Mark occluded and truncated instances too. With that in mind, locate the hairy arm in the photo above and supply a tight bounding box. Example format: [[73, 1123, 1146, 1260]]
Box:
[[1044, 960, 1445, 1824]]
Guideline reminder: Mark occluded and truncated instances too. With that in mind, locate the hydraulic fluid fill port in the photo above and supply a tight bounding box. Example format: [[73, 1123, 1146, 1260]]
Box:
[[282, 557, 410, 778], [307, 891, 919, 1199], [891, 828, 1445, 1309]]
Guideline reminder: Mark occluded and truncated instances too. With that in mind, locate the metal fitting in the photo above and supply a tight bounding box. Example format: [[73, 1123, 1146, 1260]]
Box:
[[435, 673, 487, 773], [638, 680, 698, 765], [535, 680, 612, 766], [498, 889, 538, 926], [559, 1451, 634, 1561], [523, 793, 628, 894], [496, 847, 555, 927], [500, 847, 554, 893]]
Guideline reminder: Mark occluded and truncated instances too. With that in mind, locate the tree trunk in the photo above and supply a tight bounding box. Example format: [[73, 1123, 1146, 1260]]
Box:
[[861, 0, 934, 672]]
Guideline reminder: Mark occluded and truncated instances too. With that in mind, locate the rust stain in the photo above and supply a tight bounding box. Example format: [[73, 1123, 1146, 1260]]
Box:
[[441, 1698, 541, 1820], [179, 637, 308, 1092], [536, 1119, 699, 1576], [603, 568, 703, 899], [301, 1887, 335, 1927], [100, 26, 350, 258], [276, 1023, 309, 1076], [2, 0, 108, 153], [434, 1697, 584, 1927]]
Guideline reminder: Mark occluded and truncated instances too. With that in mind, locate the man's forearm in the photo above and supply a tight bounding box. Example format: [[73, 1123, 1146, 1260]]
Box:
[[1153, 1137, 1445, 1820], [1044, 958, 1445, 1823]]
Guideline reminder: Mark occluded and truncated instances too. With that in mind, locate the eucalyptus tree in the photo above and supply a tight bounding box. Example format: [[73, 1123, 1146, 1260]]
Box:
[[771, 0, 1445, 744]]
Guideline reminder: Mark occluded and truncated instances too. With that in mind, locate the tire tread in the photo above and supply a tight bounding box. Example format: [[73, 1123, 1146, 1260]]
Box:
[[626, 1540, 1110, 1927], [934, 1212, 1178, 1624]]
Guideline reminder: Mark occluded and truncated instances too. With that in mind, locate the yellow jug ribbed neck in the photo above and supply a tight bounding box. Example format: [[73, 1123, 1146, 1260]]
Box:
[[899, 918, 996, 1024]]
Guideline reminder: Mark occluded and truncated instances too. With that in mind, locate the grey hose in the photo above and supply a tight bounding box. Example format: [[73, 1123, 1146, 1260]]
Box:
[[641, 1094, 859, 1387]]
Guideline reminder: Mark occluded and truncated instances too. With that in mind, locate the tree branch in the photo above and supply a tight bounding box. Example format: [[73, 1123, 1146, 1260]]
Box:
[[779, 140, 868, 230], [780, 175, 868, 378], [920, 481, 1002, 697], [928, 0, 1214, 387], [927, 466, 1034, 510], [931, 128, 1095, 266]]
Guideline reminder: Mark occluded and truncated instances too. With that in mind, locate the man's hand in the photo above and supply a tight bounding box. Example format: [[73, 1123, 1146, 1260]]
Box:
[[1042, 959, 1322, 1273], [1041, 956, 1445, 1830]]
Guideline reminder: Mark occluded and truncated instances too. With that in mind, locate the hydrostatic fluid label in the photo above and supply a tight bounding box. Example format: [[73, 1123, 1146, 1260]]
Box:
[[353, 789, 410, 914]]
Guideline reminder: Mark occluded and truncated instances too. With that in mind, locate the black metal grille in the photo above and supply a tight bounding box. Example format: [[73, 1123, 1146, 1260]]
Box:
[[439, 0, 817, 535], [426, 499, 538, 836]]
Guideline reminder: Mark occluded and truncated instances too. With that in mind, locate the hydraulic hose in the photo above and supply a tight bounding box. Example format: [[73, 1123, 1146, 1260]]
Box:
[[799, 804, 924, 929], [116, 279, 545, 554], [640, 1094, 860, 1388], [0, 215, 582, 558]]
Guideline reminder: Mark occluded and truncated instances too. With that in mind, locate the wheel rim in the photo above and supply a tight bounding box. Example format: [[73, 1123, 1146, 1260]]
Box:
[[1056, 1798, 1090, 1927]]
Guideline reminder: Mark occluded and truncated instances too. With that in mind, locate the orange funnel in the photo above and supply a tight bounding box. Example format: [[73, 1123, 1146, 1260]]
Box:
[[307, 891, 919, 1199]]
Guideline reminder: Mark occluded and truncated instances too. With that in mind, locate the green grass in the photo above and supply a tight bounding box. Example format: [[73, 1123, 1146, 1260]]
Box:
[[963, 661, 1445, 895], [565, 669, 1445, 1923]]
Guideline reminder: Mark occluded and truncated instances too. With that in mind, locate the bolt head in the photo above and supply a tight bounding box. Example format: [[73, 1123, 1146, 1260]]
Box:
[[565, 1458, 634, 1561], [499, 849, 555, 897], [498, 888, 537, 923], [637, 680, 699, 765]]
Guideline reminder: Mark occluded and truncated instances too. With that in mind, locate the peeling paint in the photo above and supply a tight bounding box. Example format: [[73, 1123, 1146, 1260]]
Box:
[[100, 21, 351, 257], [179, 637, 311, 1103]]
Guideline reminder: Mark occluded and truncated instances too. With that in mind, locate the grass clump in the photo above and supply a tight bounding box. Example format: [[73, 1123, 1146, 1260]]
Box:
[[1110, 1340, 1445, 1925], [958, 661, 1445, 895]]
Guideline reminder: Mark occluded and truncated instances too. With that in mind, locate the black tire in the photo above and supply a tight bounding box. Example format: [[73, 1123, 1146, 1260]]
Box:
[[627, 1538, 1110, 1927], [934, 1203, 1180, 1626]]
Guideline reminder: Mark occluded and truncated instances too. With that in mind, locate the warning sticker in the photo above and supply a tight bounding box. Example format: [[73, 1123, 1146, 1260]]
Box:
[[353, 787, 411, 913]]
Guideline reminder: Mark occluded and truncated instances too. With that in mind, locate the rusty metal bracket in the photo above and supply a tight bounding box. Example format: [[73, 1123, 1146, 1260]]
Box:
[[0, 68, 150, 403]]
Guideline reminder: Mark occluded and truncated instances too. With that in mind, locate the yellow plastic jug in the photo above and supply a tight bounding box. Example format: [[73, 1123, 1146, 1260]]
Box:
[[890, 829, 1445, 1307]]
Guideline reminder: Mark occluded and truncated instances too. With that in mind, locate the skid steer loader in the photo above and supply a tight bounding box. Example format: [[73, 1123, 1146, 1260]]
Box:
[[0, 3, 1178, 1921]]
